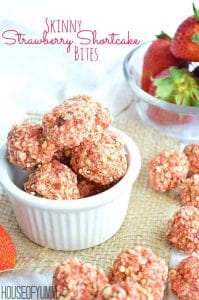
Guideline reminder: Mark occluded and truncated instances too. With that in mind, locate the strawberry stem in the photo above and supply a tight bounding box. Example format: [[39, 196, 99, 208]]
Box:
[[156, 31, 171, 41], [193, 3, 199, 21], [153, 67, 199, 107]]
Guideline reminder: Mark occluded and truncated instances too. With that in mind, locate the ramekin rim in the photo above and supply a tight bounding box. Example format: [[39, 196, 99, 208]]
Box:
[[0, 127, 141, 211], [123, 41, 199, 115]]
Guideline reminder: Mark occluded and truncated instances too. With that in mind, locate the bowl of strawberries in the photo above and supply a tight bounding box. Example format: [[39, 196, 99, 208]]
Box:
[[123, 4, 199, 142]]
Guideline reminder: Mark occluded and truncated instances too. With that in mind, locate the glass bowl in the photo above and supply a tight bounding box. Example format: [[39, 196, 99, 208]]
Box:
[[123, 41, 199, 143]]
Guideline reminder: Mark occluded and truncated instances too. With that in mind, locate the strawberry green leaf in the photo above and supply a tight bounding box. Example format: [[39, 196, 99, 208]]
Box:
[[192, 100, 199, 107], [156, 31, 171, 41], [192, 87, 199, 104], [174, 94, 184, 105], [193, 3, 199, 21], [153, 77, 174, 99], [182, 96, 192, 106], [152, 67, 199, 107], [191, 32, 199, 43], [170, 67, 184, 80]]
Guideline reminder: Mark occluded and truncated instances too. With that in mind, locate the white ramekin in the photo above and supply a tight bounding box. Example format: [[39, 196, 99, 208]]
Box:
[[0, 127, 141, 251]]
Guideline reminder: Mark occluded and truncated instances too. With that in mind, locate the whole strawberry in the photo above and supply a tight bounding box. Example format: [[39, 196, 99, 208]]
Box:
[[150, 67, 199, 106], [0, 225, 16, 271], [141, 32, 187, 92], [170, 4, 199, 61]]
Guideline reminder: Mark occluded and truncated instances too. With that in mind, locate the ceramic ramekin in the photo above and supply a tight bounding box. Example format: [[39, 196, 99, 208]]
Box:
[[0, 127, 141, 251]]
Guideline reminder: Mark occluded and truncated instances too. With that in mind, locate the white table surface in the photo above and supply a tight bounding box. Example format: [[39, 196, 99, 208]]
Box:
[[0, 1, 195, 298]]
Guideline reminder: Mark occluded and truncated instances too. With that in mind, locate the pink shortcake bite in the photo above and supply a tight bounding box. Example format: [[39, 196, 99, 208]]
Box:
[[169, 255, 199, 300], [7, 124, 57, 170], [148, 149, 189, 192], [108, 246, 168, 300], [70, 130, 127, 185], [42, 95, 112, 149], [166, 206, 199, 253], [52, 257, 108, 300], [24, 159, 80, 200]]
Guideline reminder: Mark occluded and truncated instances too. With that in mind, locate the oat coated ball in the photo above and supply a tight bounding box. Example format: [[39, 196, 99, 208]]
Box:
[[42, 95, 112, 149], [52, 257, 108, 300], [78, 178, 110, 198], [7, 124, 56, 170], [70, 130, 127, 185], [169, 255, 199, 300], [179, 174, 199, 208], [24, 160, 80, 200], [183, 144, 199, 175], [108, 246, 168, 300], [97, 282, 153, 300], [166, 206, 199, 253], [148, 149, 189, 192]]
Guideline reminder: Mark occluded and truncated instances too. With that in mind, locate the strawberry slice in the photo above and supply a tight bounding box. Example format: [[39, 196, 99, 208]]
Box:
[[0, 225, 16, 271], [170, 4, 199, 61]]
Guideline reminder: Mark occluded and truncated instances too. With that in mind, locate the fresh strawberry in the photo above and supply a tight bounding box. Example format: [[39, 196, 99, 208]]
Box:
[[147, 66, 199, 125], [170, 4, 199, 61], [150, 67, 199, 106], [147, 106, 191, 125], [0, 225, 16, 271], [141, 32, 187, 92]]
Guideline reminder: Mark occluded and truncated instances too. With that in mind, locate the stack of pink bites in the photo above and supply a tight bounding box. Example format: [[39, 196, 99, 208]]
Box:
[[148, 148, 199, 252], [52, 246, 168, 300], [148, 147, 199, 299], [148, 146, 199, 204], [7, 95, 127, 200]]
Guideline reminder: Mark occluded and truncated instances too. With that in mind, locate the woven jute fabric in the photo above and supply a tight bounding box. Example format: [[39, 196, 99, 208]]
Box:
[[0, 114, 180, 275]]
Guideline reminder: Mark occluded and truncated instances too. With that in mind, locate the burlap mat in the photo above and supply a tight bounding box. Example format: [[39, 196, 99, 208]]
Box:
[[0, 114, 181, 275]]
